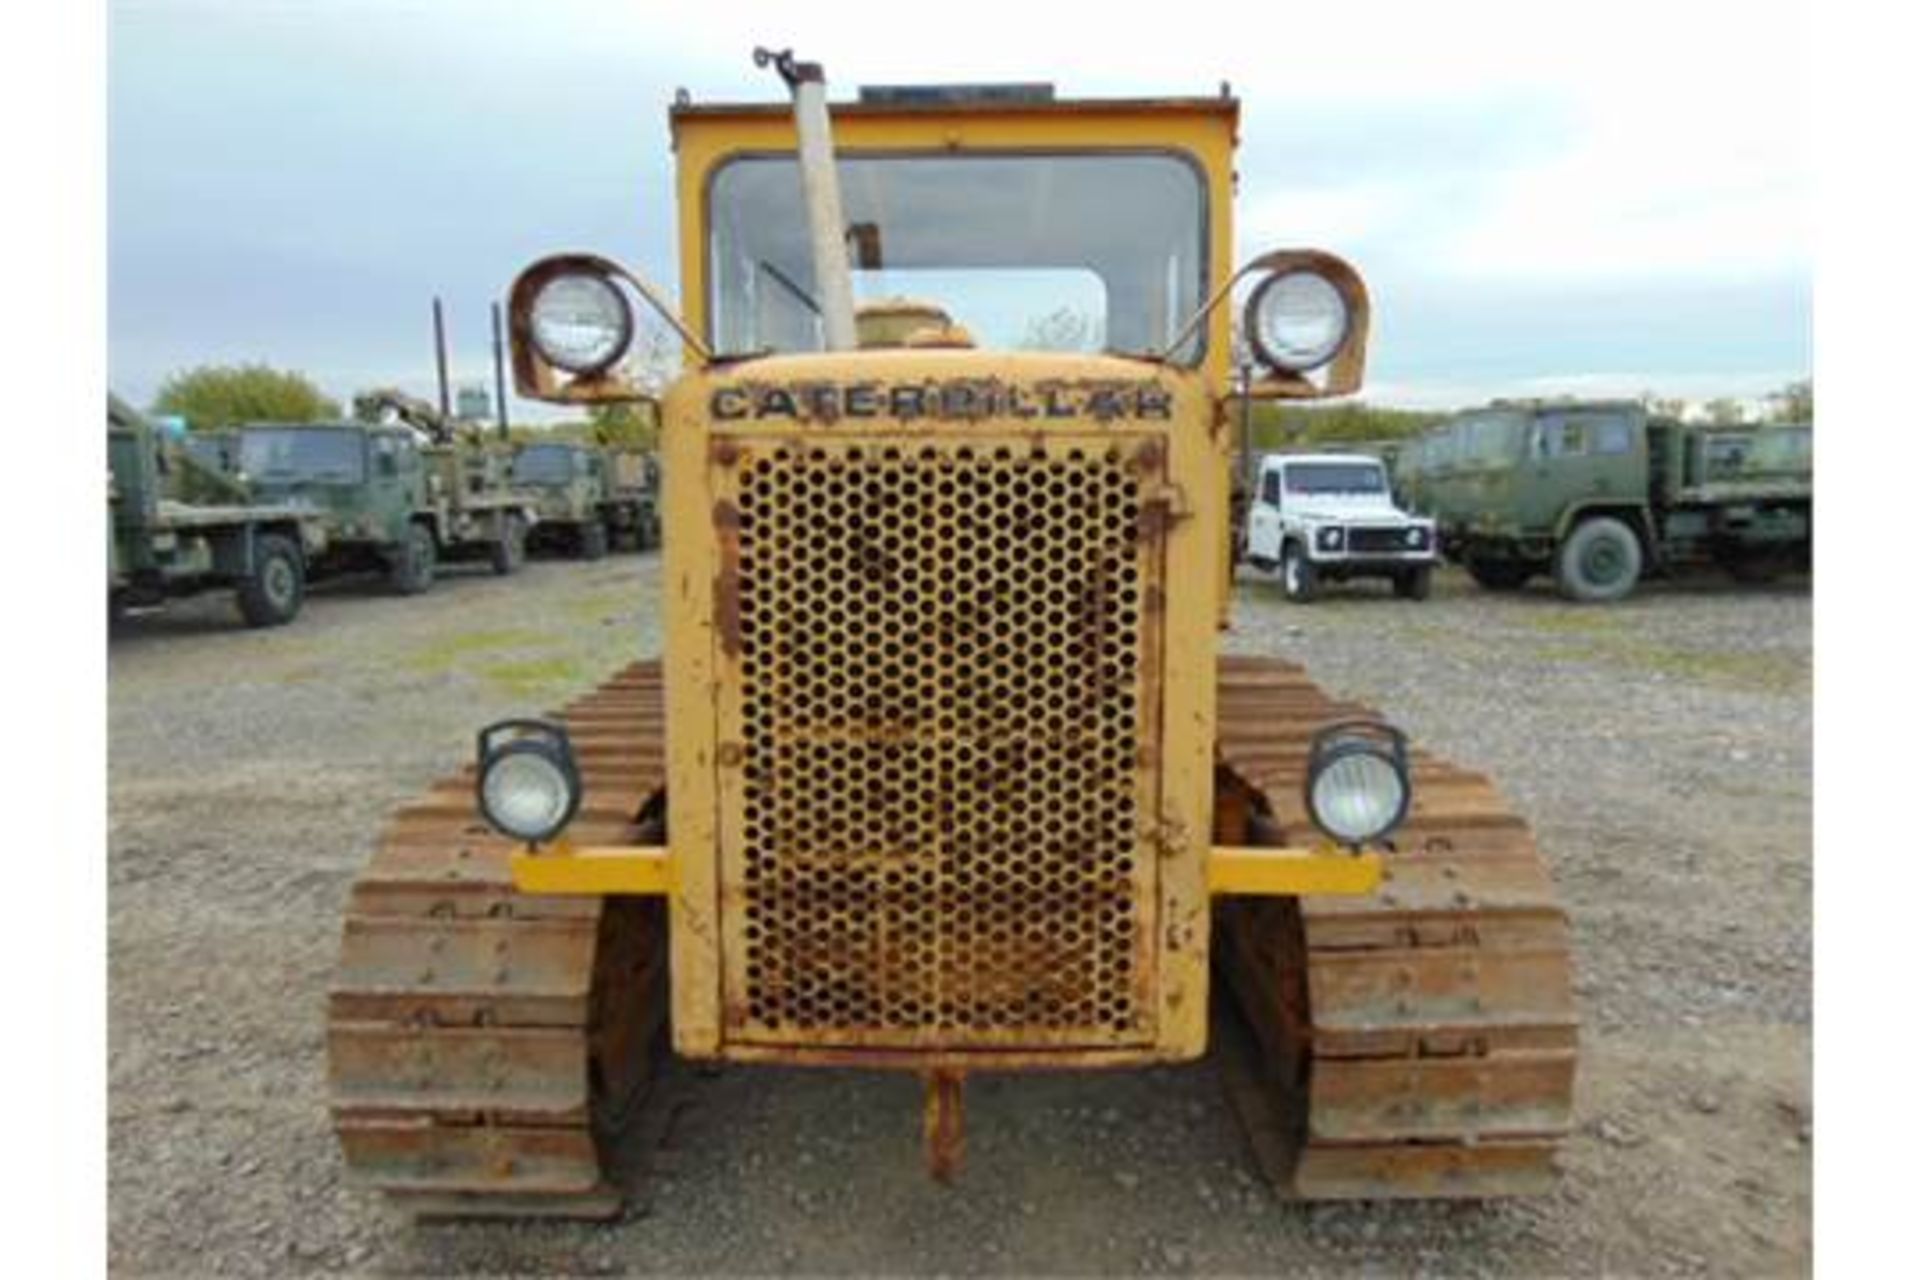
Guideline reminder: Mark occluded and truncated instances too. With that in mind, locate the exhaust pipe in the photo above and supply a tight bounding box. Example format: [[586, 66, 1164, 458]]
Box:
[[755, 47, 859, 351]]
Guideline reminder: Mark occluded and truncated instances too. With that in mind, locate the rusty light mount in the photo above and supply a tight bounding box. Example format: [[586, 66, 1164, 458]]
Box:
[[507, 252, 711, 405]]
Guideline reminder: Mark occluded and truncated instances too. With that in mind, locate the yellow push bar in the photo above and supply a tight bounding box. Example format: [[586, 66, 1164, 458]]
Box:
[[511, 842, 1379, 898], [510, 842, 673, 896]]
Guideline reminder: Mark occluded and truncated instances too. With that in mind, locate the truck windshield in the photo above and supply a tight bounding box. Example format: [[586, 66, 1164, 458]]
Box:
[[1285, 462, 1386, 495], [1747, 427, 1811, 470], [708, 152, 1207, 362], [238, 428, 365, 483], [513, 445, 577, 485]]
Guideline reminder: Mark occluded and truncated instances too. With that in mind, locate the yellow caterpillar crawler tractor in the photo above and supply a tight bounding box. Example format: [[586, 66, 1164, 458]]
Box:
[[328, 50, 1577, 1217]]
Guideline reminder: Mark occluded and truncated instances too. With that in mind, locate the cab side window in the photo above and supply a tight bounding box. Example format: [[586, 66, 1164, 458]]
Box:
[[1591, 418, 1632, 455], [373, 434, 400, 477], [1259, 468, 1282, 506], [1536, 412, 1632, 458]]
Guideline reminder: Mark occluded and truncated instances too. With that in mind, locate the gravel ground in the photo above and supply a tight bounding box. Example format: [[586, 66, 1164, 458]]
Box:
[[108, 555, 1810, 1277]]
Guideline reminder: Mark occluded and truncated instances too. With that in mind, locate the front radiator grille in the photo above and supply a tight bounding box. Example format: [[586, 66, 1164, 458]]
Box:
[[724, 439, 1159, 1048], [1348, 525, 1418, 553]]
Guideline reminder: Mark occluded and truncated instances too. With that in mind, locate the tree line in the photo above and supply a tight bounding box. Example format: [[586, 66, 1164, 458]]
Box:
[[141, 362, 1812, 451]]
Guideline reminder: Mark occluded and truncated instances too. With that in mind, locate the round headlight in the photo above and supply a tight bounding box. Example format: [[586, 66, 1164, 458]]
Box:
[[1317, 526, 1345, 551], [1304, 721, 1411, 847], [1404, 527, 1424, 548], [476, 722, 582, 843], [1247, 270, 1351, 373], [528, 273, 633, 375]]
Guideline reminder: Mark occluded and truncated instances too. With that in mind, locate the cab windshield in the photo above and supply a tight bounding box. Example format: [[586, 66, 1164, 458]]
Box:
[[238, 427, 365, 483], [708, 152, 1208, 362], [1744, 427, 1812, 475], [513, 445, 578, 485], [1285, 462, 1386, 495]]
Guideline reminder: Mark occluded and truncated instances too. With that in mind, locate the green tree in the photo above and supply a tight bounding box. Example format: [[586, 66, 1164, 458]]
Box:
[[1702, 397, 1748, 426], [1765, 378, 1813, 423], [587, 401, 660, 449], [152, 363, 340, 430]]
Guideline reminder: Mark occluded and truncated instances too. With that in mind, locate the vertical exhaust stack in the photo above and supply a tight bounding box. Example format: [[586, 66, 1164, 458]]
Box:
[[755, 47, 859, 351]]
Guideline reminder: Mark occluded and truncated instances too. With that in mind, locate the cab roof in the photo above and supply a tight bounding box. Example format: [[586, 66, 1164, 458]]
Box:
[[670, 89, 1239, 125]]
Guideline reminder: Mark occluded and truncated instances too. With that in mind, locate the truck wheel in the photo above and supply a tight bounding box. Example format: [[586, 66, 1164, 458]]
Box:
[[1466, 557, 1534, 591], [237, 533, 305, 628], [1554, 517, 1642, 603], [491, 514, 527, 576], [1393, 565, 1432, 601], [579, 519, 609, 561], [390, 522, 437, 595], [1281, 543, 1319, 603]]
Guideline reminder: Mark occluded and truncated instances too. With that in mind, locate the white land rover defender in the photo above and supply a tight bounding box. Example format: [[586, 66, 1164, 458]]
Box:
[[1243, 452, 1438, 601]]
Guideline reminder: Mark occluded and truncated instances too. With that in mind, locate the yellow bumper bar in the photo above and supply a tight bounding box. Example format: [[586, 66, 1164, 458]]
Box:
[[1206, 845, 1382, 896], [511, 842, 1379, 898], [510, 842, 672, 896]]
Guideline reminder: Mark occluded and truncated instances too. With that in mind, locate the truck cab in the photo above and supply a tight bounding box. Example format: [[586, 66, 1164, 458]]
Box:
[[1243, 451, 1437, 600]]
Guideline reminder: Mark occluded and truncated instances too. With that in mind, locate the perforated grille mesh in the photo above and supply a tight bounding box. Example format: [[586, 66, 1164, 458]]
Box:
[[722, 438, 1159, 1048]]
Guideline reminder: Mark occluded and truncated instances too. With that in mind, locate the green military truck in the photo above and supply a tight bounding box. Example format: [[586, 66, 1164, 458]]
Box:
[[1398, 400, 1811, 602], [510, 441, 660, 558], [109, 393, 327, 628], [233, 419, 537, 594]]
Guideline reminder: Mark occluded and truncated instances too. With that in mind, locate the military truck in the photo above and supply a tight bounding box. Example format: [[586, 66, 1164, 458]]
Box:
[[235, 418, 536, 593], [1399, 400, 1812, 601], [328, 54, 1576, 1215], [511, 441, 661, 557], [108, 394, 326, 627], [1242, 451, 1438, 601]]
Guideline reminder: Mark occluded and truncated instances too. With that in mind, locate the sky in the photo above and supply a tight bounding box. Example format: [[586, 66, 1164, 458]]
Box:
[[108, 0, 1810, 418]]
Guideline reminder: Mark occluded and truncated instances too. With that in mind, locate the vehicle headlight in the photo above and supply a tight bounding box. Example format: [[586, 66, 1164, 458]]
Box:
[[1404, 527, 1426, 548], [1316, 526, 1345, 551], [476, 720, 582, 844], [1305, 721, 1411, 848], [527, 273, 634, 375], [1247, 269, 1352, 373]]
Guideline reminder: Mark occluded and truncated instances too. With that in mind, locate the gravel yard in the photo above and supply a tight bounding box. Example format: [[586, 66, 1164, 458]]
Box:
[[107, 556, 1811, 1277]]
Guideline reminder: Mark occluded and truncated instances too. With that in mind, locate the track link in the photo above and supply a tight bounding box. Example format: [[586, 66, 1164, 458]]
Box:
[[1214, 654, 1579, 1199], [327, 662, 669, 1219]]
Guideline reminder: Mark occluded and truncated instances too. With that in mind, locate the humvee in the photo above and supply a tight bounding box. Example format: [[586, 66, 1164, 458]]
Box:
[[1401, 400, 1812, 601], [328, 53, 1576, 1214]]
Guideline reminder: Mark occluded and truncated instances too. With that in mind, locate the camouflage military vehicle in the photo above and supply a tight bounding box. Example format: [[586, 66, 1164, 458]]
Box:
[[234, 419, 537, 594], [1400, 400, 1812, 601], [511, 441, 660, 557], [108, 393, 327, 627]]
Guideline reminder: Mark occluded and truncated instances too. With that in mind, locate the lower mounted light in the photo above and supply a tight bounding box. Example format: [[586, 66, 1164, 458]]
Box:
[[476, 719, 582, 844], [1304, 720, 1412, 848]]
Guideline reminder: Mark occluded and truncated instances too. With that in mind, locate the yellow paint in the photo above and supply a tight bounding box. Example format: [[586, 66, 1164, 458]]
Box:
[[510, 843, 673, 896], [670, 97, 1241, 389], [507, 90, 1375, 1068], [1208, 846, 1384, 897]]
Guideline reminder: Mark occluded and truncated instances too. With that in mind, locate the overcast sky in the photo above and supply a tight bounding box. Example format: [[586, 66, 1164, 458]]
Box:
[[108, 0, 1809, 417]]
